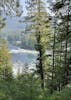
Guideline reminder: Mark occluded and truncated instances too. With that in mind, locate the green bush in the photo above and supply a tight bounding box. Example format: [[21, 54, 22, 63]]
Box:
[[47, 86, 71, 100]]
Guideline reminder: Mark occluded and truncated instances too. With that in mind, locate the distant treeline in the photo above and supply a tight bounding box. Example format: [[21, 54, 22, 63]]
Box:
[[7, 33, 35, 50]]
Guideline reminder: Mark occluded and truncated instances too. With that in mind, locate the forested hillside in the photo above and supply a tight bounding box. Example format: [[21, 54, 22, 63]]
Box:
[[0, 0, 71, 100]]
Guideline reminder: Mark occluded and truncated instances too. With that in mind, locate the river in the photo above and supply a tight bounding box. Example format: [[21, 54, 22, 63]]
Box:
[[8, 45, 38, 75]]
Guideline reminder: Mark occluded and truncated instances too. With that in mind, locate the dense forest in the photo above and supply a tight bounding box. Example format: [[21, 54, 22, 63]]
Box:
[[0, 0, 71, 100]]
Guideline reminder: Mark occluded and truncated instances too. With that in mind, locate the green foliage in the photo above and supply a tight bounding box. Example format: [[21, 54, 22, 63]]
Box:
[[47, 86, 71, 100], [0, 73, 47, 100], [0, 39, 13, 80]]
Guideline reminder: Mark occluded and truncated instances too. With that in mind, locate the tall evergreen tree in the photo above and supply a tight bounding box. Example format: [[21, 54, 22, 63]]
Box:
[[25, 0, 51, 89], [48, 0, 71, 92]]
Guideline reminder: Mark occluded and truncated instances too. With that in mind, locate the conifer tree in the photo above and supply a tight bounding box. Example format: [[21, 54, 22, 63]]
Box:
[[25, 0, 51, 89], [50, 0, 71, 92]]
